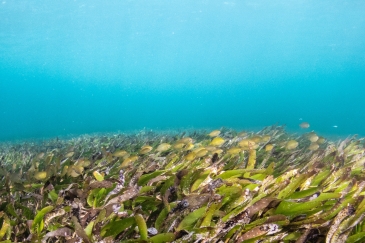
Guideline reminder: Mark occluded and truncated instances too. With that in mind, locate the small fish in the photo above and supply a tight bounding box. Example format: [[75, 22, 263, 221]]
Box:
[[286, 140, 299, 150], [208, 130, 221, 137], [112, 150, 128, 157], [333, 125, 338, 128], [209, 137, 225, 146], [65, 151, 74, 158], [238, 139, 256, 149], [299, 122, 310, 129], [183, 143, 194, 151], [307, 132, 319, 142], [184, 152, 196, 161], [179, 137, 193, 144], [120, 155, 138, 167], [156, 143, 171, 152], [308, 143, 319, 151], [195, 149, 208, 158], [317, 137, 326, 144], [261, 135, 271, 142], [227, 147, 242, 155], [139, 145, 152, 154], [34, 171, 47, 180], [265, 144, 274, 151], [250, 135, 262, 143]]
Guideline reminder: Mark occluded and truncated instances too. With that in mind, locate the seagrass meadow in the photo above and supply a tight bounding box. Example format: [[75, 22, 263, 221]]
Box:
[[1, 125, 365, 243]]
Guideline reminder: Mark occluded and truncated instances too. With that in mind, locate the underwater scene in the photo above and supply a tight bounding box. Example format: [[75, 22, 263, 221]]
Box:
[[1, 0, 365, 242]]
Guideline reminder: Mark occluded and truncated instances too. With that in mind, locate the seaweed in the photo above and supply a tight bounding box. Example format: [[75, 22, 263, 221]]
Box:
[[0, 126, 364, 242]]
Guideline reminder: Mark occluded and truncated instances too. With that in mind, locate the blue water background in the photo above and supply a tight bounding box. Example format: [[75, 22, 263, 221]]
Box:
[[1, 0, 365, 141]]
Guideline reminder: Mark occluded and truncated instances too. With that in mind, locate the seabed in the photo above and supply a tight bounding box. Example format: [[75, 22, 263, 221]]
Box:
[[0, 125, 365, 243]]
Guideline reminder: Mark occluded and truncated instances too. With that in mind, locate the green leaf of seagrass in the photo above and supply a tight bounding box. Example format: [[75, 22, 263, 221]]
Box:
[[155, 205, 171, 231], [176, 206, 207, 231], [287, 188, 319, 199], [275, 193, 341, 216], [15, 203, 34, 220], [200, 202, 221, 227], [102, 217, 135, 237], [217, 169, 248, 179], [32, 205, 54, 233], [180, 169, 203, 195], [137, 170, 166, 186], [48, 190, 59, 203], [277, 174, 308, 199], [134, 214, 148, 240], [217, 185, 242, 207], [346, 232, 365, 243], [84, 220, 94, 237], [72, 216, 90, 243], [0, 213, 10, 240], [150, 233, 176, 243], [5, 204, 17, 219], [310, 169, 331, 187], [191, 170, 211, 192]]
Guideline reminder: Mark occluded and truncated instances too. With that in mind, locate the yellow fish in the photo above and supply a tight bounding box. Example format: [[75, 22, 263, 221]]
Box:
[[286, 140, 298, 150], [34, 171, 47, 180], [208, 130, 221, 137], [139, 145, 152, 154], [265, 144, 274, 151], [156, 143, 171, 152], [209, 137, 225, 146]]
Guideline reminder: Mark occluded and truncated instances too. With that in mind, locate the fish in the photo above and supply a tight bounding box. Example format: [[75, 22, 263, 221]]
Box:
[[195, 149, 208, 158], [227, 147, 242, 155], [208, 130, 221, 137], [139, 145, 153, 154], [265, 144, 274, 151], [308, 143, 319, 151], [156, 143, 171, 152], [299, 122, 310, 129], [34, 171, 47, 180], [209, 137, 225, 146], [113, 150, 128, 157], [317, 137, 326, 144], [307, 132, 319, 142], [286, 140, 299, 150]]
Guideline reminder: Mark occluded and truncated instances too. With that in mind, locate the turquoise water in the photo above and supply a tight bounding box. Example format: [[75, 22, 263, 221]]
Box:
[[1, 0, 365, 141]]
